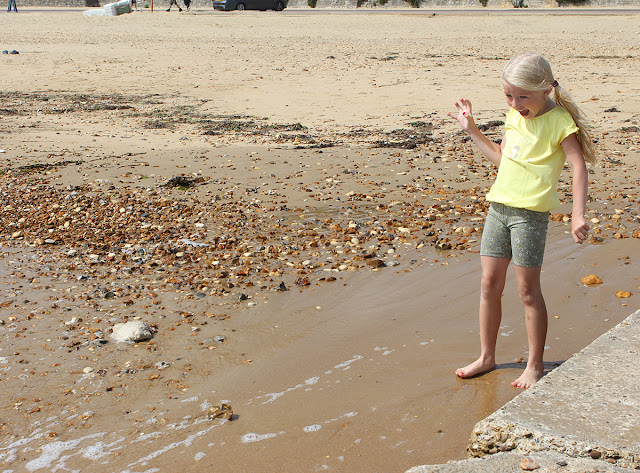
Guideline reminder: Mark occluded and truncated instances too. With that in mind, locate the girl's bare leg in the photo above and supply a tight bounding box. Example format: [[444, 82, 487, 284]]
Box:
[[512, 264, 547, 389], [456, 256, 510, 379]]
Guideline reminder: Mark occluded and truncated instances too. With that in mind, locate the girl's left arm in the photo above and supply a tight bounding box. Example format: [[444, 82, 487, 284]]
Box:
[[562, 133, 590, 244]]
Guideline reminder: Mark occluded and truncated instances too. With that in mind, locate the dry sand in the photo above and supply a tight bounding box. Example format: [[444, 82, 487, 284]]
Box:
[[0, 8, 639, 473]]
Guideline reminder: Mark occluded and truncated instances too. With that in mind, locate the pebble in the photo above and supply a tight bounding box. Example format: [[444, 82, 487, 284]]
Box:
[[520, 458, 539, 471], [581, 275, 603, 286], [366, 259, 385, 268], [208, 403, 233, 421], [111, 320, 153, 342]]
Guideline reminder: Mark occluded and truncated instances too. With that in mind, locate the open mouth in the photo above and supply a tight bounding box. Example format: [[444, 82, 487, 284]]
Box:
[[518, 109, 530, 117]]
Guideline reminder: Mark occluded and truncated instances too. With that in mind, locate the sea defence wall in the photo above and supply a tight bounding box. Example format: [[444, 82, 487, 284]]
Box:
[[406, 308, 640, 473], [14, 0, 640, 9]]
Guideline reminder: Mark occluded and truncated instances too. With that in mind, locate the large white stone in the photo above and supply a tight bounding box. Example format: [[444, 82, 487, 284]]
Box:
[[111, 320, 153, 342]]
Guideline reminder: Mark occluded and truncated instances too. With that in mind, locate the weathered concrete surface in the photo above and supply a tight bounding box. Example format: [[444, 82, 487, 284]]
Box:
[[468, 309, 640, 468], [406, 451, 634, 473], [407, 309, 640, 472]]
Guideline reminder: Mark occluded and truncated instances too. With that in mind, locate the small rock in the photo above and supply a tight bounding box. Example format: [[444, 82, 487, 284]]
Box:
[[366, 259, 385, 268], [65, 317, 82, 326], [294, 277, 310, 286], [581, 275, 603, 286], [590, 449, 602, 459], [273, 282, 288, 292], [208, 403, 233, 421], [520, 458, 539, 471], [435, 240, 452, 250], [112, 320, 153, 342], [82, 367, 94, 374]]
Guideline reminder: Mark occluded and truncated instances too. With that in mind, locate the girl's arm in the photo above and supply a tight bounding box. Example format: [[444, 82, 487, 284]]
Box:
[[562, 133, 590, 244], [447, 98, 503, 166]]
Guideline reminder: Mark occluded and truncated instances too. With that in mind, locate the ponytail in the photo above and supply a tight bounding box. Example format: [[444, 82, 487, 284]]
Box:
[[552, 85, 598, 167]]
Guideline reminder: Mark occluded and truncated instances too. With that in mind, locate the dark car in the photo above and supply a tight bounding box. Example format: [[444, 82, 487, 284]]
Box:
[[213, 0, 286, 10]]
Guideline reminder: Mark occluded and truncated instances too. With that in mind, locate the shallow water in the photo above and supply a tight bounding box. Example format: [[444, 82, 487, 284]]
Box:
[[3, 236, 636, 472]]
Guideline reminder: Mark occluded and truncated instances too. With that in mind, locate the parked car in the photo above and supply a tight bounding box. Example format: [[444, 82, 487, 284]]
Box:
[[213, 0, 286, 10]]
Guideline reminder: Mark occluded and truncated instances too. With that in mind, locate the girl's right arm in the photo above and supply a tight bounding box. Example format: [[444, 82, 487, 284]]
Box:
[[448, 98, 503, 167]]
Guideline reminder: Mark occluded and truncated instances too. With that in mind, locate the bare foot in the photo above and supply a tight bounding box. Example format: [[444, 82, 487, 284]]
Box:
[[455, 357, 496, 379], [511, 366, 544, 389]]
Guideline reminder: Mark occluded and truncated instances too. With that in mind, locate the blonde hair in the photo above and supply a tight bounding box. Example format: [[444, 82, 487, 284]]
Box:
[[502, 52, 597, 166]]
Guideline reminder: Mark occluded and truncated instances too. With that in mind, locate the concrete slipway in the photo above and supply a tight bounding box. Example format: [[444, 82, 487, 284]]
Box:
[[407, 309, 640, 473]]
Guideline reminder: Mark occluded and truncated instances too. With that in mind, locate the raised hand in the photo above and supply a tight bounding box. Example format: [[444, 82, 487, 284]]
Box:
[[447, 98, 476, 133]]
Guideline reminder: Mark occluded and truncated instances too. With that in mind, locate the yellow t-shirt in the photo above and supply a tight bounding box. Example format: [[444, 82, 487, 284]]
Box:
[[487, 106, 579, 212]]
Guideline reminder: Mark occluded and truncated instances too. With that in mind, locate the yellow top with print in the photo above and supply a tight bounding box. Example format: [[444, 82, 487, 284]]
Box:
[[487, 106, 579, 212]]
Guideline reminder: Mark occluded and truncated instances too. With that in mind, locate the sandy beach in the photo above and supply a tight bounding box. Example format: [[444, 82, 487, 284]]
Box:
[[0, 8, 639, 472]]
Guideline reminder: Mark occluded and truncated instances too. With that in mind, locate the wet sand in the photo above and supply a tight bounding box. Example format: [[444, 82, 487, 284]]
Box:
[[0, 9, 639, 473]]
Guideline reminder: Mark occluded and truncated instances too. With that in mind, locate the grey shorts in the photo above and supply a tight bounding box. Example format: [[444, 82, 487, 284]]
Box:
[[480, 202, 550, 268]]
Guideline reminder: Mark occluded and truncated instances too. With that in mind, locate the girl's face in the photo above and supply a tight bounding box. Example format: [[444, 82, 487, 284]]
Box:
[[503, 81, 552, 119]]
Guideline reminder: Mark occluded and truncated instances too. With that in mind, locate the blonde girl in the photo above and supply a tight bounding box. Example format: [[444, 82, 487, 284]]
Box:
[[448, 52, 596, 389]]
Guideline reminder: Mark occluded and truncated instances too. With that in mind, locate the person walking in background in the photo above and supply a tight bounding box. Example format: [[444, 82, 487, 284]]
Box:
[[166, 0, 182, 11], [448, 52, 596, 389], [7, 0, 18, 12]]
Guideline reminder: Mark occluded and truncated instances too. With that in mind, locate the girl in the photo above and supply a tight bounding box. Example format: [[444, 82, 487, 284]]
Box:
[[448, 52, 597, 389]]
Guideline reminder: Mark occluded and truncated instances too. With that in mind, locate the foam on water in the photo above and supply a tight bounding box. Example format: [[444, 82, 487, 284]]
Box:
[[257, 376, 320, 404], [334, 355, 363, 369], [24, 433, 104, 472], [241, 432, 283, 443], [80, 438, 125, 461], [126, 423, 221, 468]]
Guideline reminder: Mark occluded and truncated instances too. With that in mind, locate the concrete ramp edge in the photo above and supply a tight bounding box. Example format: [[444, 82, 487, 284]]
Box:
[[407, 308, 640, 472]]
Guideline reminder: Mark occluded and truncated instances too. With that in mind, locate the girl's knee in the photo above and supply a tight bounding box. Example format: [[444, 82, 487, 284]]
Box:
[[517, 284, 544, 307], [480, 274, 506, 298]]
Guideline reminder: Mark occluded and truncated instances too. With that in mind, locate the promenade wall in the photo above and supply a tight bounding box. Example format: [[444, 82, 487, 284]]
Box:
[[14, 0, 640, 10]]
